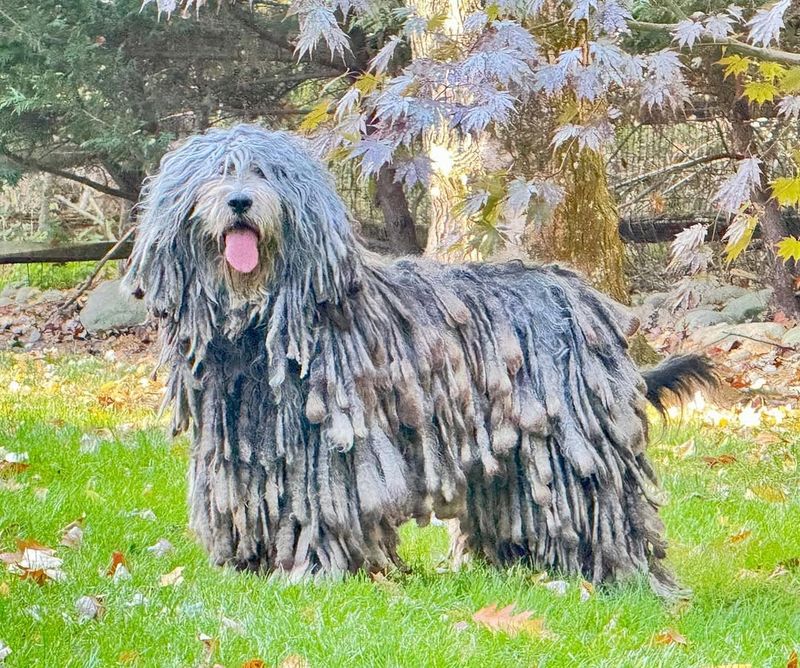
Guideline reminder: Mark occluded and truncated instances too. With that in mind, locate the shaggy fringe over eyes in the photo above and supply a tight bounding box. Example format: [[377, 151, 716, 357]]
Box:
[[125, 124, 682, 598]]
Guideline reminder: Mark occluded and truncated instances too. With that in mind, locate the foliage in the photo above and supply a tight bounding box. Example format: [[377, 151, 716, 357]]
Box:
[[0, 0, 335, 199], [0, 261, 114, 291], [665, 6, 800, 275]]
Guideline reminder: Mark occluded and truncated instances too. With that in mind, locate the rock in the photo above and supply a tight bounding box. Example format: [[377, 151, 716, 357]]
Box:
[[720, 288, 773, 324], [79, 280, 148, 334], [690, 321, 786, 355], [680, 309, 732, 331], [0, 282, 22, 299], [781, 326, 800, 348], [39, 289, 64, 303], [0, 297, 12, 308], [14, 286, 41, 305], [702, 284, 749, 306], [642, 291, 670, 311]]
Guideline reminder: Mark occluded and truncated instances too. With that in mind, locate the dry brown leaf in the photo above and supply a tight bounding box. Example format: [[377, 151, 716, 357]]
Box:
[[675, 438, 696, 460], [472, 603, 555, 638], [118, 650, 140, 664], [197, 633, 218, 660], [107, 551, 129, 576], [789, 650, 798, 668], [241, 660, 266, 668], [754, 431, 782, 446], [579, 580, 594, 602], [75, 595, 105, 622], [0, 461, 29, 477], [0, 539, 65, 584], [0, 582, 9, 598], [746, 485, 787, 503], [652, 628, 688, 646], [728, 530, 752, 545], [702, 454, 737, 468], [160, 566, 184, 587], [60, 524, 84, 550], [280, 655, 310, 668]]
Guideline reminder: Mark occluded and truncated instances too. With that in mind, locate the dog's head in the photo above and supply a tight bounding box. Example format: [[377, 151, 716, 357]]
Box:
[[125, 125, 358, 322]]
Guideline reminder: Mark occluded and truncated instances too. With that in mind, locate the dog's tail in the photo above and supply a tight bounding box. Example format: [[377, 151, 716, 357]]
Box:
[[642, 354, 719, 414]]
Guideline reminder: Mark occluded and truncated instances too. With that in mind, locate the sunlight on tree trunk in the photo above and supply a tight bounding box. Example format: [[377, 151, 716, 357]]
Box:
[[407, 0, 483, 261]]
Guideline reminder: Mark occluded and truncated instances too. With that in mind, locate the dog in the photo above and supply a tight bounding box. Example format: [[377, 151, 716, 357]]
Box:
[[124, 124, 715, 595]]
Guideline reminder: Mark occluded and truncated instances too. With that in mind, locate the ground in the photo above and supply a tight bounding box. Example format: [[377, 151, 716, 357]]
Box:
[[1, 352, 799, 668]]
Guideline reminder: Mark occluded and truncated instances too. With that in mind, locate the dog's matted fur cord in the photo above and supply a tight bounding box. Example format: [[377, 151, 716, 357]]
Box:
[[125, 125, 710, 596]]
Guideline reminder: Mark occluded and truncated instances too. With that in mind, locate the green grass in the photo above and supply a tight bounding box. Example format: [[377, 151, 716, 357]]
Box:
[[0, 262, 117, 291], [1, 353, 799, 667]]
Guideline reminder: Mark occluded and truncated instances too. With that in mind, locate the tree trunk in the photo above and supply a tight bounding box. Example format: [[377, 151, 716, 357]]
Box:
[[407, 0, 484, 261], [728, 98, 800, 316], [375, 166, 421, 254], [526, 143, 628, 303], [37, 173, 54, 234]]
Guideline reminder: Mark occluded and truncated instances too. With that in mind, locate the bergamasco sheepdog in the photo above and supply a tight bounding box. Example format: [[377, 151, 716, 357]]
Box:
[[123, 124, 715, 596]]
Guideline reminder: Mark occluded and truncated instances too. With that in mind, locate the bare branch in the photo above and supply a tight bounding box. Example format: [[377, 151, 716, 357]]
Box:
[[629, 20, 800, 66], [613, 152, 738, 191], [0, 148, 137, 201]]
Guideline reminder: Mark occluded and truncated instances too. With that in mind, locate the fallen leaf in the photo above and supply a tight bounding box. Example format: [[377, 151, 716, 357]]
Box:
[[118, 650, 140, 664], [789, 650, 799, 668], [579, 580, 594, 602], [702, 454, 737, 468], [280, 656, 310, 668], [197, 633, 218, 660], [221, 615, 245, 634], [75, 595, 105, 622], [746, 485, 787, 503], [0, 583, 9, 597], [754, 431, 782, 446], [472, 603, 555, 638], [1, 540, 66, 584], [675, 438, 696, 460], [453, 620, 469, 632], [0, 450, 29, 477], [652, 628, 688, 646], [146, 538, 174, 557], [241, 660, 266, 668], [728, 530, 752, 545], [107, 551, 129, 577], [160, 566, 184, 587], [60, 523, 84, 550]]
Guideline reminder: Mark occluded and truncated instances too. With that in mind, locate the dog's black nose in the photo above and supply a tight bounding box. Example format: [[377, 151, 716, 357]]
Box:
[[227, 195, 253, 214]]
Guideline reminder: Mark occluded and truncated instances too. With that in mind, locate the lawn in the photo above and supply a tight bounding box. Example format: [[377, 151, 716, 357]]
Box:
[[0, 352, 799, 667]]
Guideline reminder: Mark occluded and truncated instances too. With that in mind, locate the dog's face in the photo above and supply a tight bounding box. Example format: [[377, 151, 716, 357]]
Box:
[[192, 161, 283, 297], [127, 125, 357, 322]]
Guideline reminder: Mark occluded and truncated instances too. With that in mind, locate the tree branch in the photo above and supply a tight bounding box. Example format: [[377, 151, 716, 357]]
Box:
[[0, 148, 137, 201], [629, 20, 800, 66], [613, 152, 738, 191]]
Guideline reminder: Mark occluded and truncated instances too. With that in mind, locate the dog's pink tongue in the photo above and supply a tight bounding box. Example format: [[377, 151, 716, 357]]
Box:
[[224, 229, 259, 273]]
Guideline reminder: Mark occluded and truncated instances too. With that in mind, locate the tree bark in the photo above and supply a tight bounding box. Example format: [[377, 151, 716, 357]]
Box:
[[728, 98, 800, 316], [37, 173, 54, 234], [375, 166, 421, 255], [525, 137, 629, 303]]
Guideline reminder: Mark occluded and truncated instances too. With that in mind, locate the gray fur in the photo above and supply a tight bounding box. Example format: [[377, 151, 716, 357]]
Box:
[[125, 124, 677, 593]]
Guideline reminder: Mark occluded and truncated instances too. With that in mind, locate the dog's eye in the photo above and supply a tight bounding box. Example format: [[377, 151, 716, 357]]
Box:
[[253, 166, 266, 179]]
